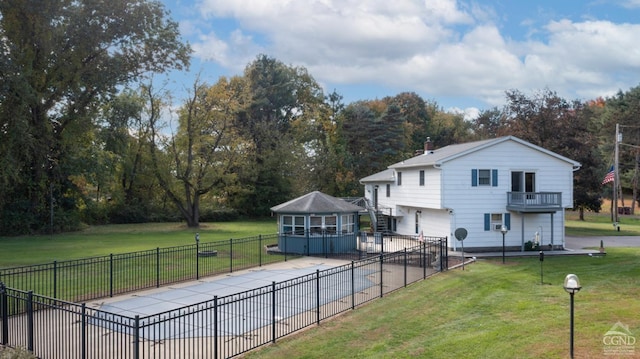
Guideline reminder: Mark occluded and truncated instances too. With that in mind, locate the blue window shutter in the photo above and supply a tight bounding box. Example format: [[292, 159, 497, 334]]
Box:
[[492, 169, 498, 187], [472, 169, 478, 187], [504, 213, 511, 230], [484, 213, 490, 231]]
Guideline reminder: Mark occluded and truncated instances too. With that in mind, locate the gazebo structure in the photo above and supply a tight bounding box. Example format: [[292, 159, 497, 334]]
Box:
[[270, 191, 364, 255]]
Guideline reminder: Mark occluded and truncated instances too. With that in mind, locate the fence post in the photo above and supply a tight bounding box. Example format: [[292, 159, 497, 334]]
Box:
[[214, 296, 218, 359], [229, 238, 233, 273], [196, 240, 200, 280], [81, 303, 86, 359], [351, 261, 355, 310], [109, 254, 114, 297], [1, 282, 8, 345], [259, 235, 263, 267], [404, 248, 407, 287], [134, 315, 140, 359], [422, 242, 427, 279], [271, 281, 277, 343], [316, 269, 321, 325], [156, 247, 160, 288], [379, 254, 384, 298], [53, 260, 57, 299], [27, 291, 33, 352], [443, 237, 448, 271]]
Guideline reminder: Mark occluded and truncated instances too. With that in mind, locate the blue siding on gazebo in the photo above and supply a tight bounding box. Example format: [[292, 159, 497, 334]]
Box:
[[278, 232, 358, 255]]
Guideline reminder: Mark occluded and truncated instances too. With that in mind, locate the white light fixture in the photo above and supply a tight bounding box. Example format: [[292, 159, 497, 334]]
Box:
[[563, 274, 582, 294]]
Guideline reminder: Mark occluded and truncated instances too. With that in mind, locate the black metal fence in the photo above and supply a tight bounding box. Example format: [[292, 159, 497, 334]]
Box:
[[0, 234, 290, 303], [1, 238, 448, 359], [0, 233, 444, 303]]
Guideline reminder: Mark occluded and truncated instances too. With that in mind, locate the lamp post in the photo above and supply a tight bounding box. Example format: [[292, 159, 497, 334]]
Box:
[[563, 274, 582, 359], [500, 225, 508, 264]]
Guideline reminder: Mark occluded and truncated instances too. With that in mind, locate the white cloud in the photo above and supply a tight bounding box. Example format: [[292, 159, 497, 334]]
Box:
[[447, 106, 480, 121], [186, 0, 640, 108]]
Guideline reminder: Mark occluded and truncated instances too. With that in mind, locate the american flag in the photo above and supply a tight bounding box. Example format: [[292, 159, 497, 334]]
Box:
[[602, 166, 615, 185]]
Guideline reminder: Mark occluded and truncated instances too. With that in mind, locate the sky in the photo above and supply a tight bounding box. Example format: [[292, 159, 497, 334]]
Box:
[[160, 0, 640, 119]]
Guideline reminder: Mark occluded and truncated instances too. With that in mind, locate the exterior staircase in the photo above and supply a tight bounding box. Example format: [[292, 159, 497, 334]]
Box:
[[342, 197, 391, 233]]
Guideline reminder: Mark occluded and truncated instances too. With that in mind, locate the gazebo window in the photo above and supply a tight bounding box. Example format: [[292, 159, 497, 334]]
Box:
[[341, 214, 354, 233], [310, 215, 337, 234], [282, 215, 305, 235]]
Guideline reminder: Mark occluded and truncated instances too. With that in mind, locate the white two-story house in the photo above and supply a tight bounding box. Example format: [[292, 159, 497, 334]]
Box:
[[360, 136, 581, 252]]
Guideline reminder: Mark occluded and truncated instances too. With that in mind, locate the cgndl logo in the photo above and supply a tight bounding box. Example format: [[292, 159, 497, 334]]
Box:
[[603, 321, 636, 356]]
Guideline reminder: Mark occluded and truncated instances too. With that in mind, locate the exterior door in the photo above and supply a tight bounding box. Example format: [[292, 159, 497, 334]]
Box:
[[512, 171, 536, 201]]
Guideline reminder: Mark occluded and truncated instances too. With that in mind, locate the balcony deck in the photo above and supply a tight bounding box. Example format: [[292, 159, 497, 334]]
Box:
[[506, 192, 562, 213]]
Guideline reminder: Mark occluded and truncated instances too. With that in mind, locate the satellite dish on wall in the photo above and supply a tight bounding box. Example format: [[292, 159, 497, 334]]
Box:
[[454, 228, 468, 241]]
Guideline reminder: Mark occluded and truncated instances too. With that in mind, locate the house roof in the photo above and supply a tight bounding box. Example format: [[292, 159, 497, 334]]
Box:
[[359, 168, 395, 183], [270, 191, 364, 214], [360, 136, 581, 183], [391, 136, 581, 170]]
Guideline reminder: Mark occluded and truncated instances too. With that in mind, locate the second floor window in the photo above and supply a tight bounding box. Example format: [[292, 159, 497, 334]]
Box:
[[472, 169, 498, 187], [478, 169, 491, 185], [419, 170, 425, 186], [397, 172, 402, 185]]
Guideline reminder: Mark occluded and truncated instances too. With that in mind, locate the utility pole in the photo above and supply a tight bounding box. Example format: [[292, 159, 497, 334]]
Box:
[[614, 123, 621, 228]]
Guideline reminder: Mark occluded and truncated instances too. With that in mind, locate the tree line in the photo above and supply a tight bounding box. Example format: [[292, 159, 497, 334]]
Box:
[[1, 0, 639, 235]]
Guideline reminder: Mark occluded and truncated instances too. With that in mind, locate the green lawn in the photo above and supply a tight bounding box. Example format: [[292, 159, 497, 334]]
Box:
[[0, 219, 276, 267], [245, 248, 640, 358], [565, 210, 640, 236]]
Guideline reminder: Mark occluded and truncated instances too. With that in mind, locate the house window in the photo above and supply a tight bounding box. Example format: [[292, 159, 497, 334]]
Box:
[[310, 215, 337, 235], [341, 214, 355, 234], [397, 172, 402, 185], [472, 169, 498, 187], [484, 213, 511, 231], [419, 170, 425, 186], [478, 169, 491, 185], [282, 215, 305, 235], [386, 184, 390, 197], [491, 213, 503, 230]]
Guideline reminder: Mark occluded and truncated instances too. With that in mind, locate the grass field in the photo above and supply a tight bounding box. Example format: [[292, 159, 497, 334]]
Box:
[[244, 247, 640, 359], [0, 210, 637, 267], [0, 219, 277, 267]]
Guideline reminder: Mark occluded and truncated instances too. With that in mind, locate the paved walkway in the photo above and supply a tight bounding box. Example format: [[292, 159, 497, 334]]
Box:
[[456, 235, 640, 259], [566, 235, 640, 248]]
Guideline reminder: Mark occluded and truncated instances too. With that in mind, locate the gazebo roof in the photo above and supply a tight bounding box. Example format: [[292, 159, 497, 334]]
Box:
[[270, 191, 364, 214]]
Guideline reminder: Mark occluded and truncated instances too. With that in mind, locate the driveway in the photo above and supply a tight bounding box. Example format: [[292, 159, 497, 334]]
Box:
[[565, 236, 640, 249]]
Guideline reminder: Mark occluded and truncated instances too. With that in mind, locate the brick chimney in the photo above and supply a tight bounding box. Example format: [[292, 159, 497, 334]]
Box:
[[424, 137, 434, 154]]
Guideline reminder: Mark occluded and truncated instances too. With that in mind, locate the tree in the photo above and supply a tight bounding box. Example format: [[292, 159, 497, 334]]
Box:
[[91, 89, 165, 224], [471, 107, 507, 140], [339, 101, 406, 195], [601, 87, 640, 214], [149, 77, 248, 227], [502, 89, 604, 218], [0, 0, 191, 234], [234, 55, 325, 215], [385, 92, 431, 155]]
